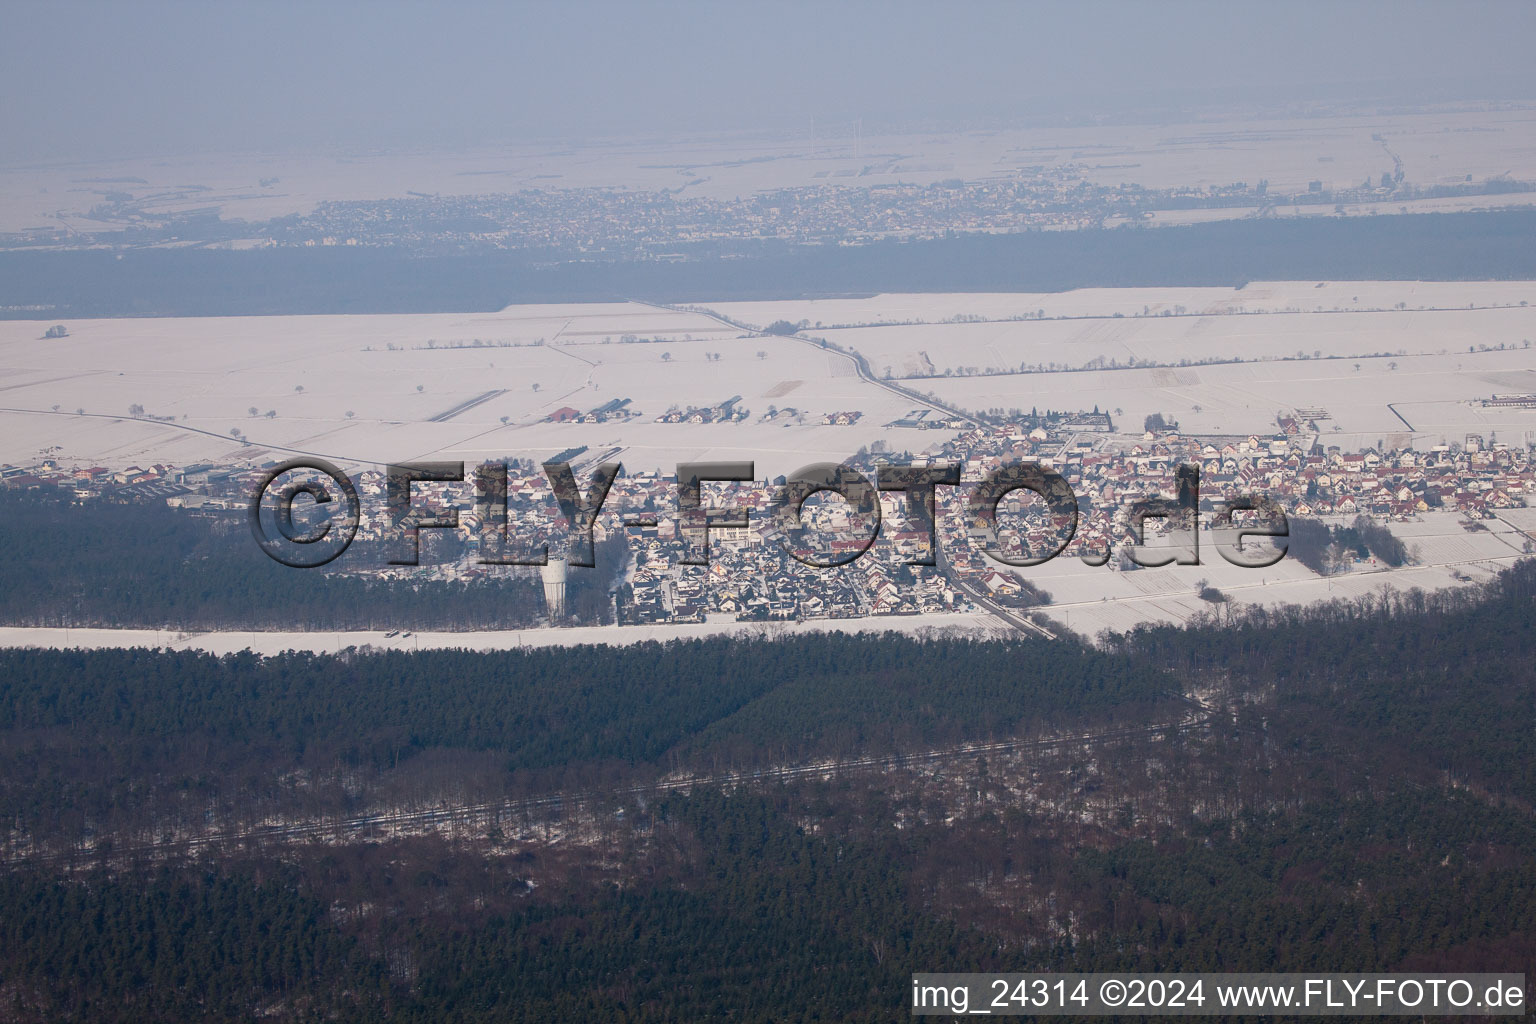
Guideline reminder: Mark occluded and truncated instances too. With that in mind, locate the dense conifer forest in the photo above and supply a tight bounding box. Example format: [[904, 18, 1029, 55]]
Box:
[[0, 489, 621, 630], [0, 558, 1532, 1019]]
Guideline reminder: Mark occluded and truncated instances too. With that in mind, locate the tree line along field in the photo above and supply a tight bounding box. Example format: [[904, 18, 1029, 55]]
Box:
[[711, 279, 1536, 331]]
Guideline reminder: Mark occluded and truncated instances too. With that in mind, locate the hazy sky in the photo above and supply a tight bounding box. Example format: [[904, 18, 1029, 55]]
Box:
[[6, 0, 1536, 163]]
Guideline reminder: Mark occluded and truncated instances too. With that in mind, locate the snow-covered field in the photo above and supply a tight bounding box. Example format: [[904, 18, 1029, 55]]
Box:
[[712, 280, 1536, 331], [918, 348, 1536, 447], [717, 282, 1536, 447], [0, 302, 923, 477], [1024, 513, 1531, 639], [712, 283, 1536, 435], [6, 284, 1536, 475], [0, 611, 1001, 657], [768, 304, 1536, 384]]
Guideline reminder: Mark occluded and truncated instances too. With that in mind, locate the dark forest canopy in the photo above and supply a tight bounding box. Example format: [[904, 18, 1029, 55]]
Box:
[[4, 210, 1536, 317], [3, 477, 1535, 1022], [0, 561, 1532, 1020], [1285, 514, 1410, 574], [1, 784, 1531, 1023], [0, 488, 617, 630], [1107, 557, 1536, 804], [0, 631, 1169, 793]]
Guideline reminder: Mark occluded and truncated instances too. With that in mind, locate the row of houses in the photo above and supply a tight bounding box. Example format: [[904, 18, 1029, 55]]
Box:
[[10, 405, 1532, 624]]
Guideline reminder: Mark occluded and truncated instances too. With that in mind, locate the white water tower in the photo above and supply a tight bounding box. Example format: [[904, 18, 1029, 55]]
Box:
[[540, 559, 567, 619]]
